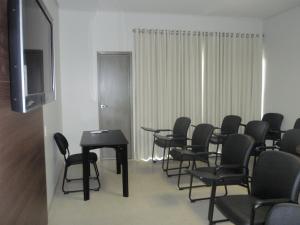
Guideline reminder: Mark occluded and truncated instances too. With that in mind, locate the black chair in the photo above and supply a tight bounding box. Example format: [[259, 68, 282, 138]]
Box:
[[187, 134, 254, 207], [263, 129, 300, 157], [262, 113, 284, 146], [214, 151, 300, 225], [149, 117, 191, 173], [293, 118, 300, 129], [265, 203, 300, 225], [275, 118, 300, 147], [209, 115, 242, 165], [54, 132, 101, 194], [168, 124, 214, 189], [244, 121, 269, 169]]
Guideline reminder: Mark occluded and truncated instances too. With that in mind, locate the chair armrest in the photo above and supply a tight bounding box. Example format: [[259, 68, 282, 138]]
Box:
[[212, 133, 229, 138], [185, 145, 207, 149], [240, 123, 247, 127], [154, 134, 172, 140], [250, 198, 292, 224], [215, 164, 241, 171], [217, 173, 246, 180], [254, 198, 292, 209], [141, 127, 172, 133], [154, 134, 187, 141], [256, 146, 280, 151]]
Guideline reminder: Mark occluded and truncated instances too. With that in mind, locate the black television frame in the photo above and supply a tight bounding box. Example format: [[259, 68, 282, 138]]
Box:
[[8, 0, 55, 113]]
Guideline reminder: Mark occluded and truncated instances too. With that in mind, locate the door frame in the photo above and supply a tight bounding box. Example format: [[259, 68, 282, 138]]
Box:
[[97, 51, 133, 159]]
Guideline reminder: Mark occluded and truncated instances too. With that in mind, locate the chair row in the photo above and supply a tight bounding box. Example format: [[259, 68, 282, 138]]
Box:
[[142, 114, 300, 225]]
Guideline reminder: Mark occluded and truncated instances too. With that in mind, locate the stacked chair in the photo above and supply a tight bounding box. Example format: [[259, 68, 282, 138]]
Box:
[[142, 113, 300, 225]]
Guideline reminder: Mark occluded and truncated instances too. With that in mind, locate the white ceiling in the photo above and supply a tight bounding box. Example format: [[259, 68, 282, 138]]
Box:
[[57, 0, 300, 19]]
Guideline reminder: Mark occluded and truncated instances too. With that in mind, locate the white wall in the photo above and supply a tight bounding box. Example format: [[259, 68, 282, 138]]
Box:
[[42, 0, 63, 208], [95, 11, 263, 51], [59, 10, 263, 153], [263, 7, 300, 130], [59, 10, 99, 154]]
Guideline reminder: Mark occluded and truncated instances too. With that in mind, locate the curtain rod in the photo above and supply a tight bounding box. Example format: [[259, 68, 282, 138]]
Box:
[[132, 28, 262, 38]]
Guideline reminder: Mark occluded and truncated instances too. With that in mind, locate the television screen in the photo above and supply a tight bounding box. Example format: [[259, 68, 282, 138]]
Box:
[[8, 0, 55, 113]]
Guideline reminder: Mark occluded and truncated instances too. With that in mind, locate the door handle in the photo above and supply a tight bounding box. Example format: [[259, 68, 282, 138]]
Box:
[[100, 104, 108, 109]]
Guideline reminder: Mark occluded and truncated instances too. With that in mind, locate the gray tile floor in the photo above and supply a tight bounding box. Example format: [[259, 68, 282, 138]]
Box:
[[48, 159, 247, 225]]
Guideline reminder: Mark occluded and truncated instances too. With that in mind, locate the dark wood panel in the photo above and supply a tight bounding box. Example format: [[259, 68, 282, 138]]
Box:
[[0, 1, 48, 225]]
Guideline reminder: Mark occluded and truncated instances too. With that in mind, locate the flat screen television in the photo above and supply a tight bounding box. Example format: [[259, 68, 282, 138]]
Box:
[[8, 0, 55, 113]]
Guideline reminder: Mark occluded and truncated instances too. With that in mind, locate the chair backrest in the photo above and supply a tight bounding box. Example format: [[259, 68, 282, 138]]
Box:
[[280, 129, 300, 156], [221, 134, 254, 173], [252, 151, 300, 202], [54, 132, 69, 158], [244, 120, 269, 146], [173, 117, 191, 137], [191, 124, 214, 153], [265, 203, 300, 225], [293, 118, 300, 129], [220, 115, 242, 135], [262, 113, 284, 140]]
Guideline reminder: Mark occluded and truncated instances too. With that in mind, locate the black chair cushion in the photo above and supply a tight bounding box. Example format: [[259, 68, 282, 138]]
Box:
[[216, 195, 271, 225], [169, 148, 208, 162], [66, 152, 98, 165]]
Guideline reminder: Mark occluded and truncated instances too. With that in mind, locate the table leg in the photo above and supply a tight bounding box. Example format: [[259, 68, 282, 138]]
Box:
[[121, 145, 129, 197], [116, 147, 121, 174], [82, 147, 90, 201]]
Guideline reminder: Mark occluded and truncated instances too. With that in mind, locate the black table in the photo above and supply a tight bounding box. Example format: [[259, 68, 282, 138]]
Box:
[[80, 130, 129, 201]]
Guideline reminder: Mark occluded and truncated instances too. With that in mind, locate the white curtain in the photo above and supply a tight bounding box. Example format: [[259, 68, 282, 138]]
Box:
[[133, 29, 263, 160], [203, 32, 263, 127], [133, 29, 204, 160]]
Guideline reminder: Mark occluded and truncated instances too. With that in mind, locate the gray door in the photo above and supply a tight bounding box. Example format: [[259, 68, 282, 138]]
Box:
[[97, 53, 132, 159]]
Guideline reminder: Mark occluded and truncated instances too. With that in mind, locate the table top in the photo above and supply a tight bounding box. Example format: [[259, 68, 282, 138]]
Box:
[[80, 130, 128, 147]]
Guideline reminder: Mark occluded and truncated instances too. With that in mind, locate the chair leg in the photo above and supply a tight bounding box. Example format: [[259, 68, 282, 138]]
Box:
[[62, 165, 69, 194], [93, 162, 101, 191], [152, 138, 156, 163], [224, 185, 228, 196], [214, 144, 219, 166], [247, 181, 251, 195], [208, 182, 217, 223], [188, 174, 209, 202], [162, 147, 166, 171]]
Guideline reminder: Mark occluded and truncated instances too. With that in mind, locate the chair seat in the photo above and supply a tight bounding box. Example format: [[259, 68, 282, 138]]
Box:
[[154, 138, 185, 148], [188, 167, 245, 186], [216, 195, 271, 225], [66, 152, 98, 165], [169, 148, 208, 162]]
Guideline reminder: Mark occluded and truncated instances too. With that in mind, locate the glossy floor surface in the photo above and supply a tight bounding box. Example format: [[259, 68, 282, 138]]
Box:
[[48, 159, 247, 225]]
